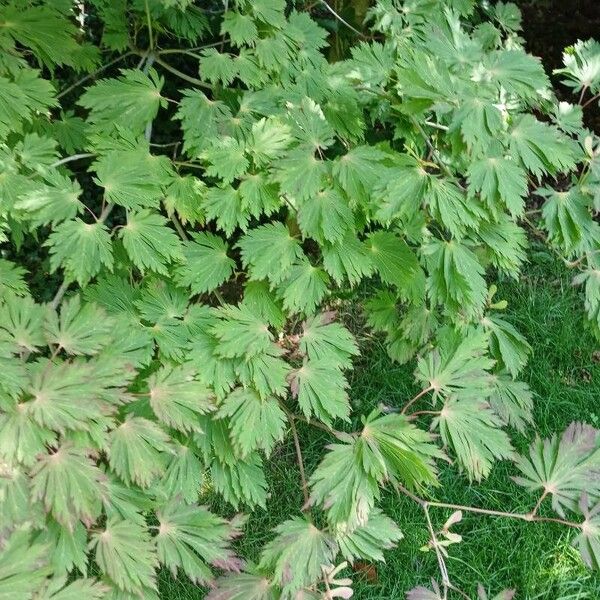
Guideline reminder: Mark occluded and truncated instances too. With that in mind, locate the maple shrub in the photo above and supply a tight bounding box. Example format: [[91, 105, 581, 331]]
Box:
[[2, 0, 600, 598]]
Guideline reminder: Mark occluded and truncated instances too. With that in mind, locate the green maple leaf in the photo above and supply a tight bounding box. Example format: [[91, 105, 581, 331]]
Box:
[[299, 313, 358, 369], [332, 145, 387, 201], [30, 444, 103, 528], [477, 216, 527, 277], [247, 118, 292, 167], [322, 234, 374, 287], [120, 210, 183, 275], [200, 49, 238, 85], [309, 440, 380, 528], [90, 518, 158, 594], [297, 187, 355, 244], [163, 175, 206, 226], [221, 11, 259, 46], [291, 358, 351, 425], [0, 291, 46, 353], [451, 95, 503, 154], [374, 158, 430, 223], [0, 403, 55, 466], [212, 304, 273, 359], [513, 422, 600, 516], [148, 364, 215, 433], [0, 527, 51, 599], [15, 172, 82, 227], [236, 346, 291, 399], [0, 4, 90, 69], [158, 442, 204, 505], [360, 410, 444, 491], [427, 177, 484, 238], [367, 232, 425, 302], [242, 281, 285, 329], [26, 359, 108, 433], [238, 223, 303, 284], [573, 495, 600, 569], [204, 185, 250, 236], [468, 155, 528, 217], [423, 239, 487, 318], [37, 576, 108, 600], [176, 90, 232, 155], [274, 148, 327, 200], [206, 572, 277, 600], [156, 499, 241, 585], [44, 295, 113, 355], [210, 453, 268, 509], [278, 261, 329, 315], [79, 69, 165, 134], [539, 186, 597, 254], [488, 374, 534, 433], [217, 387, 286, 457], [336, 509, 403, 563], [204, 137, 249, 183], [0, 72, 56, 139], [108, 416, 173, 488], [485, 50, 549, 99], [483, 314, 531, 377], [175, 232, 235, 294], [259, 517, 337, 596], [434, 397, 514, 481], [39, 520, 88, 576], [238, 173, 280, 218], [416, 328, 494, 403], [46, 219, 113, 286], [0, 259, 28, 296], [508, 115, 577, 177], [92, 149, 172, 210]]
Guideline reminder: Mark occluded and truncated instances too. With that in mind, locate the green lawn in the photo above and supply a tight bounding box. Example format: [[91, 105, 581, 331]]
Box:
[[160, 252, 600, 599]]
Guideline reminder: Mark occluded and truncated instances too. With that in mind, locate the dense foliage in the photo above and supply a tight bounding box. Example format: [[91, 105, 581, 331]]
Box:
[[2, 0, 600, 598]]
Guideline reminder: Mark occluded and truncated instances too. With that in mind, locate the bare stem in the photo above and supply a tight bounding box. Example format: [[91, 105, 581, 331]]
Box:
[[582, 93, 600, 109], [396, 485, 581, 529], [407, 409, 440, 418], [144, 0, 154, 50], [410, 117, 463, 188], [288, 414, 309, 506], [319, 0, 366, 38], [578, 85, 589, 105], [57, 52, 133, 99], [423, 503, 451, 588], [50, 280, 70, 311], [157, 41, 223, 55], [529, 490, 548, 518], [154, 55, 212, 90], [98, 203, 114, 222], [170, 213, 188, 241], [401, 386, 433, 415], [49, 153, 96, 169]]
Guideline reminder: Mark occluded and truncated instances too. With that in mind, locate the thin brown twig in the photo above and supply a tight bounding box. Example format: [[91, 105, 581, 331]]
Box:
[[396, 485, 581, 529], [49, 153, 96, 169], [289, 414, 309, 505], [401, 386, 433, 415], [170, 213, 188, 241], [57, 52, 133, 99], [319, 0, 366, 38], [423, 503, 451, 589], [582, 92, 600, 109], [153, 55, 212, 90], [529, 490, 548, 518]]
